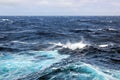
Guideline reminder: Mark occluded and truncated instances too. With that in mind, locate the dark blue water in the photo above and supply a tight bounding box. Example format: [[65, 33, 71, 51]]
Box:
[[0, 16, 120, 80]]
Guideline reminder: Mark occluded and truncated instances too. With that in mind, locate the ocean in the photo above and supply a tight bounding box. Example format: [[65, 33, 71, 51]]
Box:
[[0, 16, 120, 80]]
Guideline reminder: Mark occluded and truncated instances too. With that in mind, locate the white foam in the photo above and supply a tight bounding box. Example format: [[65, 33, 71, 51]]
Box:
[[0, 50, 69, 80], [65, 41, 87, 50], [99, 44, 108, 48], [108, 28, 116, 31], [98, 28, 117, 31], [11, 41, 37, 45], [0, 19, 13, 23], [2, 19, 9, 21], [49, 41, 88, 50]]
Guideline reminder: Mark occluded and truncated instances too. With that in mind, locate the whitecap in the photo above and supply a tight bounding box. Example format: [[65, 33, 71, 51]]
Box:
[[98, 43, 114, 48], [2, 19, 9, 21], [39, 62, 119, 80], [49, 41, 89, 50], [0, 19, 13, 23], [98, 44, 109, 48], [49, 37, 90, 50], [65, 41, 88, 50]]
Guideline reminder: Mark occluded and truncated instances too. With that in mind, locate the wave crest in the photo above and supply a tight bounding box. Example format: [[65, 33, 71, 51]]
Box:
[[49, 41, 89, 50], [38, 62, 119, 80]]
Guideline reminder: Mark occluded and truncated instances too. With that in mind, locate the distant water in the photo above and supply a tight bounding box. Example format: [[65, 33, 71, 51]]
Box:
[[0, 16, 120, 80]]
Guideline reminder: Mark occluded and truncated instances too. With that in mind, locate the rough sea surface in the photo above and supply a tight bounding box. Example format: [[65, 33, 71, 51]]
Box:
[[0, 16, 120, 80]]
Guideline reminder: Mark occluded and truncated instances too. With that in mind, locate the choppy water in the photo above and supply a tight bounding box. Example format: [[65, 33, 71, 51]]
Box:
[[0, 16, 120, 80]]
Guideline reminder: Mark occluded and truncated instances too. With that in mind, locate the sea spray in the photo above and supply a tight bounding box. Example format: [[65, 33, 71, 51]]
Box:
[[48, 40, 90, 50]]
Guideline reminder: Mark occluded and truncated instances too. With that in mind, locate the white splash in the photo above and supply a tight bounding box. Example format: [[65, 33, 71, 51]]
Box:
[[49, 41, 88, 50], [65, 41, 87, 50]]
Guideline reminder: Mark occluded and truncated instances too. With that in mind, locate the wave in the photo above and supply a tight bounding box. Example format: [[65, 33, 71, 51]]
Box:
[[49, 40, 89, 50], [0, 49, 120, 80], [69, 29, 93, 33], [0, 16, 120, 80], [36, 31, 68, 37], [0, 46, 19, 52], [11, 41, 37, 45], [0, 43, 120, 80], [64, 41, 88, 50], [101, 28, 118, 31], [38, 62, 119, 80], [0, 50, 69, 80], [98, 44, 109, 48], [49, 42, 87, 50], [0, 18, 13, 23], [2, 19, 9, 21], [0, 30, 36, 34]]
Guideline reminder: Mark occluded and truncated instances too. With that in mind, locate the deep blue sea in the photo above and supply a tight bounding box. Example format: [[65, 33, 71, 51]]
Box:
[[0, 16, 120, 80]]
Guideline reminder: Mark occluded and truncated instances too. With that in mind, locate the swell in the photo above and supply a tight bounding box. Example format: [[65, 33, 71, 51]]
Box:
[[38, 62, 119, 80], [0, 40, 120, 70]]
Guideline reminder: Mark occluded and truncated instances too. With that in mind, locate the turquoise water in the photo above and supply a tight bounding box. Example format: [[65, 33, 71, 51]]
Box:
[[0, 50, 69, 80], [0, 50, 120, 80], [39, 62, 120, 80]]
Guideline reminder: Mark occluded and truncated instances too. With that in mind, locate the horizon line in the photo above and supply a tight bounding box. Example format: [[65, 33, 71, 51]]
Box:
[[0, 15, 120, 17]]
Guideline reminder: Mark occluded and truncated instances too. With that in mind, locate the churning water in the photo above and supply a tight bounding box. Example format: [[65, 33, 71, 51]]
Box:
[[0, 16, 120, 80]]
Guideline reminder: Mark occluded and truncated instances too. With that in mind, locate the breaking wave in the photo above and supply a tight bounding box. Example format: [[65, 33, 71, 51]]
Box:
[[38, 62, 119, 80], [49, 40, 89, 50]]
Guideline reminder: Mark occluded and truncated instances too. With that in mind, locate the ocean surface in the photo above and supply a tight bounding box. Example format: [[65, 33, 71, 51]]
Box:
[[0, 16, 120, 80]]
